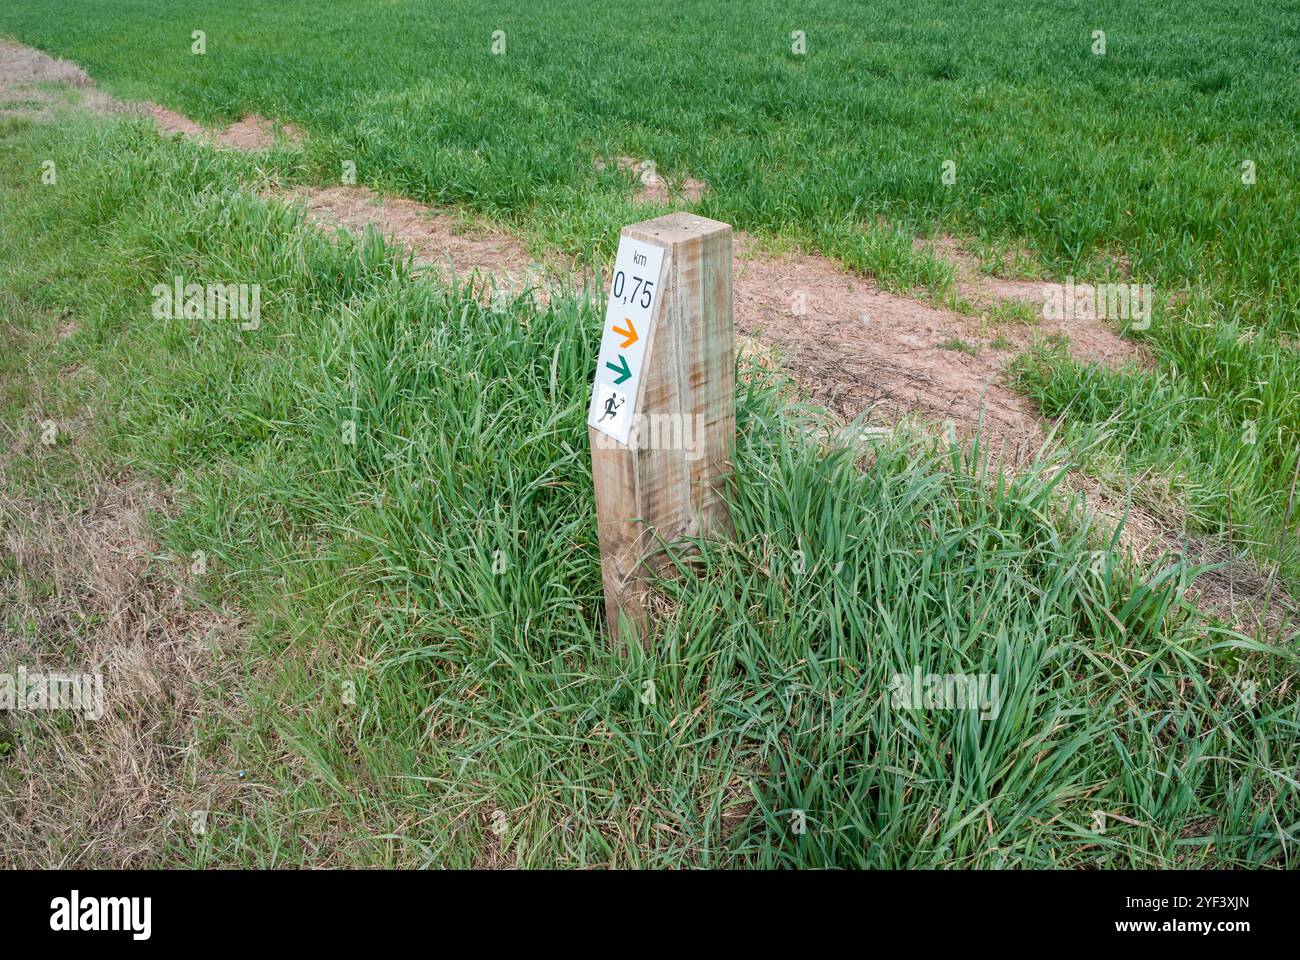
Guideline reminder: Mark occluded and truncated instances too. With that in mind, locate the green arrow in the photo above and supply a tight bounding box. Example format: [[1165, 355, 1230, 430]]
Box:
[[606, 354, 632, 385]]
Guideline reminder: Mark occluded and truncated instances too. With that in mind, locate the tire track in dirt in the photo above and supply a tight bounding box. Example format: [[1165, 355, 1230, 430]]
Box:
[[731, 235, 1144, 450]]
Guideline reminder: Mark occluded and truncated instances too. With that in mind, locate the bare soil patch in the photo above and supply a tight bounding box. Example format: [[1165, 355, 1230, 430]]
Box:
[[286, 184, 540, 284], [0, 37, 88, 92], [0, 37, 302, 150], [139, 100, 204, 138], [222, 113, 304, 149], [1181, 535, 1298, 641], [597, 155, 707, 205], [732, 235, 1142, 452], [1067, 473, 1298, 641], [925, 235, 1153, 362], [145, 102, 305, 150]]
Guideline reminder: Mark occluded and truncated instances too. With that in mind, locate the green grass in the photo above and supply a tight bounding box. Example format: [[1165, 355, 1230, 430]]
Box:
[[1011, 320, 1300, 586], [1, 111, 1295, 868], [3, 0, 1297, 596], [0, 1, 1296, 310]]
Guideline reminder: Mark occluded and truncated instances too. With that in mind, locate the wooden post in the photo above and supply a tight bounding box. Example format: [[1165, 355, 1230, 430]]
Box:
[[587, 213, 734, 649]]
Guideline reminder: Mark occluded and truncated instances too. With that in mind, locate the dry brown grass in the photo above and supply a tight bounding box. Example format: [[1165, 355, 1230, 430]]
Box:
[[1065, 470, 1299, 642], [0, 462, 246, 867], [0, 37, 126, 120]]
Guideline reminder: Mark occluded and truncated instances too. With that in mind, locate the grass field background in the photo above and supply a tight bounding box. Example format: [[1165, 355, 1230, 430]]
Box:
[[1, 0, 1296, 312], [2, 110, 1295, 869], [3, 0, 1298, 583], [1, 2, 1298, 867]]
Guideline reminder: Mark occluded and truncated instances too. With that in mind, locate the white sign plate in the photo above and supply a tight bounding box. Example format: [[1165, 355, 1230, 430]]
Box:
[[587, 236, 666, 445]]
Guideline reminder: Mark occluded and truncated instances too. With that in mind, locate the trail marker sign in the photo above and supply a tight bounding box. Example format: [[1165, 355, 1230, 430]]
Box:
[[588, 213, 734, 649], [587, 238, 665, 444]]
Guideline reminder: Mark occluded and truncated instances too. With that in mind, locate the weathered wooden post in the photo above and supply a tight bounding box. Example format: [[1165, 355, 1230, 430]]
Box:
[[588, 213, 734, 649]]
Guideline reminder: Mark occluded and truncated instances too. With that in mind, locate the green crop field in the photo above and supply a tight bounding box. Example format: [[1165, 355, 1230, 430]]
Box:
[[5, 0, 1299, 587], [0, 1, 1297, 871]]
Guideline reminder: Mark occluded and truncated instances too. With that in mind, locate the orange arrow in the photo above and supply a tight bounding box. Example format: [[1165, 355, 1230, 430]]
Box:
[[612, 317, 638, 349]]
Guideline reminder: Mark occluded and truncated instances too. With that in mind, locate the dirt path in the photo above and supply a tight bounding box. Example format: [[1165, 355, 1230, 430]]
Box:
[[285, 185, 540, 284], [732, 236, 1143, 449], [283, 184, 1143, 457], [0, 37, 117, 118], [3, 38, 1141, 451], [273, 176, 1147, 454], [145, 101, 305, 150]]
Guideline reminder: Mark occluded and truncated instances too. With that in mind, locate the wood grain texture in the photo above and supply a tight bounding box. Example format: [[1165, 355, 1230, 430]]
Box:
[[590, 213, 734, 649]]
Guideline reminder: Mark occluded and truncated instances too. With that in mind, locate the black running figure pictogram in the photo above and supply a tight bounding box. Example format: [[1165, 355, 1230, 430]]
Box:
[[598, 393, 625, 423]]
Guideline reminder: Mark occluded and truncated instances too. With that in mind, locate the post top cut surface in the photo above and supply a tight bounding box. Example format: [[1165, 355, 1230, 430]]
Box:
[[623, 212, 732, 246]]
